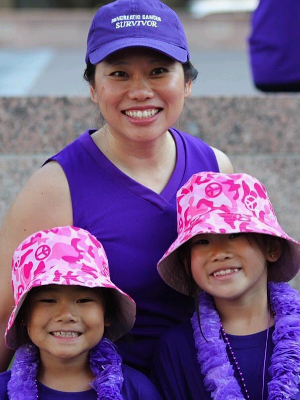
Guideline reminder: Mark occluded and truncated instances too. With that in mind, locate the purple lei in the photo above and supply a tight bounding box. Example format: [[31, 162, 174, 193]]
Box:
[[191, 282, 300, 400], [7, 337, 124, 399]]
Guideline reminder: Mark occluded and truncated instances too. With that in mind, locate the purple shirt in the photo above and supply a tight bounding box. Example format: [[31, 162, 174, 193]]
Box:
[[249, 0, 300, 85], [152, 320, 275, 400], [47, 128, 219, 371], [0, 365, 162, 400]]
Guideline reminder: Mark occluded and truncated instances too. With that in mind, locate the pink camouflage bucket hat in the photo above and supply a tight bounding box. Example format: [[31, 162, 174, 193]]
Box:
[[5, 226, 136, 349], [158, 172, 300, 295]]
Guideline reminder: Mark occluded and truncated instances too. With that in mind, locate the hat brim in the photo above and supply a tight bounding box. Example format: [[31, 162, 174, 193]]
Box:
[[87, 37, 188, 64], [157, 212, 300, 295], [5, 280, 136, 349]]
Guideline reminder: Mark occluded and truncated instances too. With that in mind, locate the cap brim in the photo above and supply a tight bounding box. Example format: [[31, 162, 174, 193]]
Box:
[[88, 37, 188, 64]]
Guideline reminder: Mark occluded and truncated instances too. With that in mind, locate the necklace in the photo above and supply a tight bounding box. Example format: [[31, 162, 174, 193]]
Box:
[[220, 325, 250, 399], [7, 338, 124, 400], [191, 282, 300, 400], [220, 304, 270, 400]]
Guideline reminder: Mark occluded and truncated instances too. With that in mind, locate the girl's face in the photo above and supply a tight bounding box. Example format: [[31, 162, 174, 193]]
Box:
[[26, 285, 108, 366], [90, 47, 191, 146], [190, 233, 278, 303]]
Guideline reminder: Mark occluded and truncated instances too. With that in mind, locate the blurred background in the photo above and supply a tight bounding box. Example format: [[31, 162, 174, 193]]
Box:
[[0, 0, 260, 96]]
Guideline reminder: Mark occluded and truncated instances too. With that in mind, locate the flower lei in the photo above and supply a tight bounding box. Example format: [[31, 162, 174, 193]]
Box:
[[7, 337, 124, 399], [191, 282, 300, 400]]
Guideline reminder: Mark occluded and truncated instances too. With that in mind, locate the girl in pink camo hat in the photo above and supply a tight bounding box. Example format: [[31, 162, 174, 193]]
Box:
[[0, 226, 162, 400], [153, 172, 300, 400]]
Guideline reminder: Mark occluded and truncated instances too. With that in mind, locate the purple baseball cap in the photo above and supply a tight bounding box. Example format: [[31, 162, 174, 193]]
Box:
[[85, 0, 190, 65]]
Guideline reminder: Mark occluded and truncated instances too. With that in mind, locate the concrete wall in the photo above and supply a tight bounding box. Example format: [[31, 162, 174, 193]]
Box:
[[1, 95, 300, 286]]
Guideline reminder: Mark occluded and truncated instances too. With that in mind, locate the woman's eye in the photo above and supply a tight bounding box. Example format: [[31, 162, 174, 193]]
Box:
[[151, 67, 167, 76], [110, 71, 128, 77]]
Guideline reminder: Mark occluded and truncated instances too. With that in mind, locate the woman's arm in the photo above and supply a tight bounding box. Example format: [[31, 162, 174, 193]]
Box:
[[0, 162, 72, 371], [211, 147, 234, 174]]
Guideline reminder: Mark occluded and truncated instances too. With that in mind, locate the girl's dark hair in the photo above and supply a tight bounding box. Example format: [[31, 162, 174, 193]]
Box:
[[83, 59, 198, 85], [14, 287, 122, 349], [177, 241, 203, 333]]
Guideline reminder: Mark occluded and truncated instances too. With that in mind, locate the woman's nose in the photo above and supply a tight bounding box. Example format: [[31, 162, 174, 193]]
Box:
[[127, 78, 154, 101]]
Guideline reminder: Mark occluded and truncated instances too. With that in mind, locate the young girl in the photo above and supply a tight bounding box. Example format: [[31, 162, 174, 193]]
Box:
[[154, 171, 300, 400], [0, 226, 162, 399]]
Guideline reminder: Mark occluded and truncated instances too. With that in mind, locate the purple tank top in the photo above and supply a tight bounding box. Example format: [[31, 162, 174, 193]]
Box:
[[47, 128, 219, 371]]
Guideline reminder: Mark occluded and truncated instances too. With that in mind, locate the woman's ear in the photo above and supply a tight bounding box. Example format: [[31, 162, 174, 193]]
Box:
[[104, 317, 111, 328], [266, 237, 282, 262], [184, 80, 192, 99], [89, 83, 98, 104]]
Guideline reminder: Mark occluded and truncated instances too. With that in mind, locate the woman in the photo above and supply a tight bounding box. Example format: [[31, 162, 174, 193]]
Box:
[[0, 0, 233, 374]]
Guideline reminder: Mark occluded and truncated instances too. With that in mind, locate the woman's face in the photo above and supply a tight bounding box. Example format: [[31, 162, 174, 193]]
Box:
[[90, 48, 192, 145]]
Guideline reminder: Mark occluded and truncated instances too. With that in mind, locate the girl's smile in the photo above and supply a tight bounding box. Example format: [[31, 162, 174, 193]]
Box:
[[210, 267, 241, 278], [190, 233, 271, 303], [26, 285, 108, 365]]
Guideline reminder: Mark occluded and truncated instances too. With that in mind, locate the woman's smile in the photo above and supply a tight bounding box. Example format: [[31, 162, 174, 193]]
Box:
[[90, 47, 191, 145]]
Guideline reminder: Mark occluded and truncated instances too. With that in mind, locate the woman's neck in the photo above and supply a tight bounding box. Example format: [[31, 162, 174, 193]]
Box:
[[213, 288, 273, 335], [92, 126, 177, 193], [38, 354, 93, 392]]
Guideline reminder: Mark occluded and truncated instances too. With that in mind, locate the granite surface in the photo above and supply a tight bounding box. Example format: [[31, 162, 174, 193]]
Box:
[[1, 95, 300, 286]]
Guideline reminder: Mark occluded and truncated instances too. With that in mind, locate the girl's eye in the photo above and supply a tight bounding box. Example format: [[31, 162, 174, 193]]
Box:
[[151, 67, 167, 76], [109, 71, 128, 77], [192, 239, 209, 246], [39, 299, 56, 303], [77, 298, 93, 303], [229, 233, 242, 239]]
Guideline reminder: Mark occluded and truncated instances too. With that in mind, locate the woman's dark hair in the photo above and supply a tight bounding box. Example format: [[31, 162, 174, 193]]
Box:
[[182, 61, 198, 83], [83, 60, 96, 85], [83, 58, 198, 85], [14, 286, 122, 349]]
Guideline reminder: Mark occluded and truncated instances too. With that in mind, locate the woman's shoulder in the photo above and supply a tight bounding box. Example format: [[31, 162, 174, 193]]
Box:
[[122, 365, 163, 400], [0, 370, 10, 399], [6, 160, 73, 230]]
